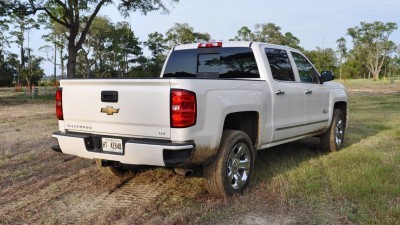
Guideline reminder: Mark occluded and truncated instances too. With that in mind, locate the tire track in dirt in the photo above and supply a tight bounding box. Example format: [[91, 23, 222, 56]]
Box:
[[104, 180, 161, 207], [0, 172, 84, 223], [0, 168, 165, 224], [51, 178, 163, 224]]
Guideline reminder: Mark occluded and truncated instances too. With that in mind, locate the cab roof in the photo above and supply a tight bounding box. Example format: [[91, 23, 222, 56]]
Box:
[[173, 41, 300, 52]]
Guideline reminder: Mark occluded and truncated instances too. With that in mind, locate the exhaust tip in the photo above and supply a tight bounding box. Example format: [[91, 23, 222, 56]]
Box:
[[51, 145, 62, 153], [174, 168, 193, 177], [185, 170, 193, 177]]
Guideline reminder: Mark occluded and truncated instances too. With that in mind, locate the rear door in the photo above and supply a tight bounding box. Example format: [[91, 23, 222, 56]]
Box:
[[264, 47, 305, 142], [61, 79, 171, 139]]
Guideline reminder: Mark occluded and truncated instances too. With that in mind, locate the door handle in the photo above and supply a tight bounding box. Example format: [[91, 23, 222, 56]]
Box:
[[305, 90, 312, 95], [275, 90, 285, 95]]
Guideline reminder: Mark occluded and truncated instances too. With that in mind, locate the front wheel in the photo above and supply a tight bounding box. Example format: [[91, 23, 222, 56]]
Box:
[[203, 130, 254, 198], [320, 109, 346, 152]]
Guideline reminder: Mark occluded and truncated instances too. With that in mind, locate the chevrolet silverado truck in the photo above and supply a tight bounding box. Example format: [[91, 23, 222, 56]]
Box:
[[52, 41, 348, 197]]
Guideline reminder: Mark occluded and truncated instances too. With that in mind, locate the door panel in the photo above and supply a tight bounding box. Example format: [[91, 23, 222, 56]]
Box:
[[302, 83, 330, 132], [290, 51, 330, 133], [272, 82, 305, 141], [264, 47, 305, 142]]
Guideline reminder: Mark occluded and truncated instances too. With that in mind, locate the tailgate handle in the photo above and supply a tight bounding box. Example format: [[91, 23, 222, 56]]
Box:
[[101, 91, 118, 102]]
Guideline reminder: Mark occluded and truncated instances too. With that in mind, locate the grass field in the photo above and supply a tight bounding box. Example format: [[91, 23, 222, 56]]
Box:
[[0, 79, 399, 224]]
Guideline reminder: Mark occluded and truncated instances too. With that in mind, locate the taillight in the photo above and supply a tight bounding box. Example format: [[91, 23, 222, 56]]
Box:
[[56, 89, 63, 120], [171, 89, 196, 128], [198, 42, 222, 48]]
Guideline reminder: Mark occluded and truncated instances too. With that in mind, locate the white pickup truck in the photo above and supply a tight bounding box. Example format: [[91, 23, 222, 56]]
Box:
[[52, 41, 348, 197]]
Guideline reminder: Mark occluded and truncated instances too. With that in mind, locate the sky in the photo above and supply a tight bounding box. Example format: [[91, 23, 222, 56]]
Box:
[[10, 0, 400, 76]]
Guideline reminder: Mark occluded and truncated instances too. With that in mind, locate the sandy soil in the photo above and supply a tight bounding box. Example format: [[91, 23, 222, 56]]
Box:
[[0, 100, 302, 225]]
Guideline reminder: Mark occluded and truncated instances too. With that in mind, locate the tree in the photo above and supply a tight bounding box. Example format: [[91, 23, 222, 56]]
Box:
[[347, 21, 398, 80], [143, 31, 168, 75], [41, 20, 69, 79], [146, 31, 168, 59], [27, 0, 179, 78], [6, 52, 44, 86], [305, 47, 336, 72], [9, 4, 39, 85], [392, 45, 400, 77], [110, 21, 142, 77], [0, 0, 16, 16], [21, 53, 45, 87], [79, 16, 114, 78], [0, 62, 15, 87], [230, 26, 254, 41], [0, 6, 11, 86], [166, 23, 210, 47], [75, 17, 142, 78], [230, 23, 302, 49], [336, 37, 347, 80], [0, 11, 10, 64]]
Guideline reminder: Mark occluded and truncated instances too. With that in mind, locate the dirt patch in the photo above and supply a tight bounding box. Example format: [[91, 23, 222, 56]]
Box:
[[0, 99, 306, 225], [344, 82, 400, 94], [223, 213, 296, 225]]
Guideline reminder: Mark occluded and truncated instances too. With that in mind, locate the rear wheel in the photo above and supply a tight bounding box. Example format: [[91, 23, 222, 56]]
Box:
[[320, 109, 346, 152], [95, 159, 130, 178], [203, 130, 254, 198]]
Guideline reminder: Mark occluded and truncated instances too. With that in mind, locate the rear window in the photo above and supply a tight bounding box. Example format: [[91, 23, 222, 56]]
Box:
[[265, 48, 295, 81], [163, 47, 260, 79]]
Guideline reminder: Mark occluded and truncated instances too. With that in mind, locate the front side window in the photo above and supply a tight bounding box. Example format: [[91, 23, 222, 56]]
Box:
[[265, 48, 295, 81], [163, 47, 260, 79], [291, 52, 320, 84]]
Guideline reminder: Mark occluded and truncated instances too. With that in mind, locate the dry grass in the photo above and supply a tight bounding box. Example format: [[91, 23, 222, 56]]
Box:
[[0, 80, 399, 224]]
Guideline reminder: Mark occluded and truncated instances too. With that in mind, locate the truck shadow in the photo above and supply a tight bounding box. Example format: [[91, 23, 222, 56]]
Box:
[[250, 113, 391, 190], [252, 137, 325, 186]]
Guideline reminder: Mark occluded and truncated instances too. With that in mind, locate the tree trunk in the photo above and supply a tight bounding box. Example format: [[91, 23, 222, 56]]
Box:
[[60, 47, 65, 79], [372, 72, 379, 81], [84, 53, 91, 78], [67, 44, 77, 78]]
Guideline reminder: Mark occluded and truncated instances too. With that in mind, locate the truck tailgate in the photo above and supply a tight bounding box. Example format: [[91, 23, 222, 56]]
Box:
[[61, 79, 171, 139]]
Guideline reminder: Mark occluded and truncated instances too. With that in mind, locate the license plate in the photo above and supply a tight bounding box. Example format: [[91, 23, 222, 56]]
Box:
[[102, 138, 123, 153]]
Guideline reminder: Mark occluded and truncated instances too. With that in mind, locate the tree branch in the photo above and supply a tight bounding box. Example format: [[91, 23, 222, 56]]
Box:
[[76, 0, 108, 50], [28, 1, 69, 27], [36, 7, 69, 27], [53, 0, 68, 11]]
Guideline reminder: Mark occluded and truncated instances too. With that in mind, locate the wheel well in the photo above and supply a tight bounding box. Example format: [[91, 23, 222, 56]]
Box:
[[334, 101, 347, 122], [223, 111, 259, 146]]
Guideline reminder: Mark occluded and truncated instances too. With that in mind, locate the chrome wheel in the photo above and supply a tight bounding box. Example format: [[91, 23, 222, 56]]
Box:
[[227, 143, 251, 190], [335, 119, 344, 147], [321, 109, 346, 152]]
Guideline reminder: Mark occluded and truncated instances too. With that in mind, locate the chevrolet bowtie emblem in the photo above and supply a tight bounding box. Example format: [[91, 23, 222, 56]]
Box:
[[101, 106, 120, 115]]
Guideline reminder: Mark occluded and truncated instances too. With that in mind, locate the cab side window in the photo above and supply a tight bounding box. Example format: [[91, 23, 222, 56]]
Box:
[[291, 52, 320, 84], [265, 48, 295, 81]]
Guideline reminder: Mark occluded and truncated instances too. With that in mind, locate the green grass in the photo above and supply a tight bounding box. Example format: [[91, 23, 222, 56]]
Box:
[[254, 83, 400, 223], [134, 80, 400, 224], [0, 87, 55, 104]]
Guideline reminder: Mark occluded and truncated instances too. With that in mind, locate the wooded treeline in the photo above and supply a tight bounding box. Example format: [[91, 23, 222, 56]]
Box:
[[0, 0, 399, 87]]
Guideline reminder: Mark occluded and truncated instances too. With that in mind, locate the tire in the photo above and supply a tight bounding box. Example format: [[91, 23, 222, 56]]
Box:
[[203, 130, 254, 198], [95, 158, 130, 178], [320, 109, 346, 152]]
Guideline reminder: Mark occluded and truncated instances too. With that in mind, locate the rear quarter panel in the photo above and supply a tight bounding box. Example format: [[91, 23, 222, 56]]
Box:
[[169, 79, 270, 151]]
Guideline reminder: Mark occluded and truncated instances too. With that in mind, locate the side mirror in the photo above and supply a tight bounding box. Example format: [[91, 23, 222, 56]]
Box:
[[321, 71, 335, 82]]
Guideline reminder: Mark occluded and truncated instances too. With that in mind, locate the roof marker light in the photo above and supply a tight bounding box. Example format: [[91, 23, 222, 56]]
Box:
[[198, 42, 223, 48]]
